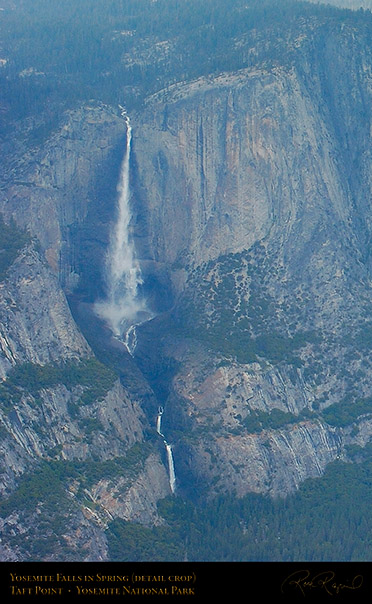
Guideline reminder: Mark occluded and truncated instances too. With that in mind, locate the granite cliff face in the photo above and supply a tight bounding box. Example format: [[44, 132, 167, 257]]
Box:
[[0, 105, 172, 561], [130, 19, 372, 499], [1, 2, 372, 560], [0, 104, 127, 296]]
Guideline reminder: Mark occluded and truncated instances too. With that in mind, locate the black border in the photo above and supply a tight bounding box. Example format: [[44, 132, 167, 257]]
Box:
[[1, 561, 371, 602]]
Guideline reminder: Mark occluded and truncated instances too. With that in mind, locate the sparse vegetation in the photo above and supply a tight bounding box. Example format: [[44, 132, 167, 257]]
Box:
[[0, 216, 30, 280], [176, 247, 319, 365], [242, 408, 298, 433], [0, 440, 154, 519], [0, 358, 117, 416], [322, 396, 372, 427]]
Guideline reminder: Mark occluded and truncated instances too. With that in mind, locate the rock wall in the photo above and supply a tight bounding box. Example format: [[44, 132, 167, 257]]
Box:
[[131, 24, 372, 500], [1, 11, 372, 559], [0, 104, 172, 561]]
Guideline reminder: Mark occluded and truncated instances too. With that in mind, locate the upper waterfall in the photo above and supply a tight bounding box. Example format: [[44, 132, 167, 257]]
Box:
[[95, 109, 148, 341]]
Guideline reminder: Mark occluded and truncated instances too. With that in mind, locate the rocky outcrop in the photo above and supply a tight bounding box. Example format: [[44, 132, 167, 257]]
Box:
[[0, 244, 90, 379], [89, 453, 173, 526], [177, 420, 342, 498], [0, 105, 172, 561], [0, 103, 126, 297], [131, 20, 372, 501]]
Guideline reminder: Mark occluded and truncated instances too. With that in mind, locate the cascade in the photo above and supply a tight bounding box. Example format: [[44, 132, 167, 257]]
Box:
[[166, 443, 176, 494], [124, 323, 138, 356], [94, 107, 149, 349], [156, 405, 164, 437], [156, 406, 176, 494]]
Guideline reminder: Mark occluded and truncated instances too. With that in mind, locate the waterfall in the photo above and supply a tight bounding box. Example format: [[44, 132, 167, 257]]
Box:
[[95, 108, 148, 345], [156, 406, 176, 494], [156, 405, 164, 437], [166, 443, 176, 494]]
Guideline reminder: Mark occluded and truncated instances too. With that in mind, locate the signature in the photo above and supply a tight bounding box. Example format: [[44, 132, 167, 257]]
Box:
[[281, 569, 363, 597]]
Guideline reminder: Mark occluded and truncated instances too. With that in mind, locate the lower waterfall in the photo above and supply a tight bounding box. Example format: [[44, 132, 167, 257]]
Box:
[[156, 406, 176, 494], [166, 444, 176, 494]]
